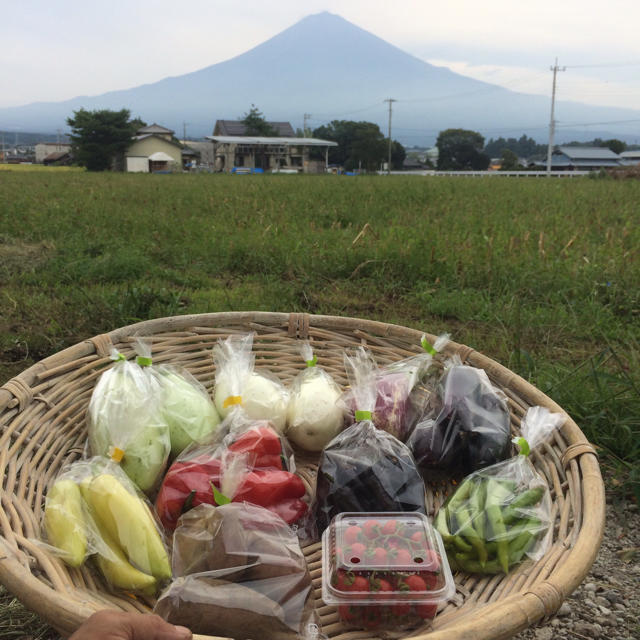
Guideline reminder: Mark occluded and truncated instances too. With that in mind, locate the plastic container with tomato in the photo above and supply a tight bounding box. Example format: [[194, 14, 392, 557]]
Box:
[[322, 512, 455, 631]]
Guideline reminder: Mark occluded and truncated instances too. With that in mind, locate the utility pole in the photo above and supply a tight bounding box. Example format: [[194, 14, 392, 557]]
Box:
[[303, 113, 311, 137], [183, 122, 188, 142], [384, 98, 396, 175], [546, 58, 565, 176]]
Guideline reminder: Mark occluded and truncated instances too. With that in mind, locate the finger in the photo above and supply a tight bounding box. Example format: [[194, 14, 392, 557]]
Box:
[[128, 613, 192, 640]]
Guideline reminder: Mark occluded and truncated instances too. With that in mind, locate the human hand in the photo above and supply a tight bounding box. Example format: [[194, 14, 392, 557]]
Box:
[[69, 611, 192, 640]]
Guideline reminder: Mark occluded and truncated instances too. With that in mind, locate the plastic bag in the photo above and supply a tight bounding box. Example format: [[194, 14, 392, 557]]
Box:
[[434, 406, 565, 574], [155, 502, 320, 640], [407, 356, 511, 479], [285, 342, 344, 451], [152, 362, 221, 458], [313, 348, 427, 536], [42, 457, 171, 595], [213, 333, 289, 433], [341, 335, 449, 442], [155, 419, 308, 531], [87, 346, 171, 493]]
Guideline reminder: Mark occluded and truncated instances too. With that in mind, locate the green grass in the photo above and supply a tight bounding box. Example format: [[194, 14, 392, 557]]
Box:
[[1, 171, 639, 500]]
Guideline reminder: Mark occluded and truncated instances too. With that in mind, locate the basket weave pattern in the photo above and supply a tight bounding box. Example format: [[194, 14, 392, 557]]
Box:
[[0, 312, 604, 640]]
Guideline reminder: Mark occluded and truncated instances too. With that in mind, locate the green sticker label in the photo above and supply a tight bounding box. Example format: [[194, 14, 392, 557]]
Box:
[[355, 410, 372, 421], [421, 336, 437, 355], [136, 355, 153, 367], [513, 436, 530, 456], [306, 355, 318, 367]]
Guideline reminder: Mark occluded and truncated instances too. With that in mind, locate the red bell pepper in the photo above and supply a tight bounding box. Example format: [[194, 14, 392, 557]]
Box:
[[155, 426, 306, 530]]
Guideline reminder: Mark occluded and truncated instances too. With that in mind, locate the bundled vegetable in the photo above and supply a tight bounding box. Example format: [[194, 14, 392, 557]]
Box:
[[313, 348, 427, 536], [154, 502, 319, 640], [154, 365, 221, 458], [407, 357, 511, 478], [286, 342, 344, 451], [155, 421, 308, 531], [42, 458, 171, 595], [87, 347, 171, 493], [434, 406, 565, 574], [213, 333, 289, 433], [340, 335, 448, 441]]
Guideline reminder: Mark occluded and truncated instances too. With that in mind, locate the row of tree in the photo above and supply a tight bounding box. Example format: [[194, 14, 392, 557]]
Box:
[[64, 106, 632, 173]]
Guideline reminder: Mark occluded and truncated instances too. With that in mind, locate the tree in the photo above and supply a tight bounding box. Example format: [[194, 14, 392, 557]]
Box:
[[312, 120, 397, 171], [436, 128, 490, 170], [390, 140, 406, 170], [66, 108, 144, 171], [500, 148, 521, 171], [599, 139, 627, 155], [241, 104, 277, 136]]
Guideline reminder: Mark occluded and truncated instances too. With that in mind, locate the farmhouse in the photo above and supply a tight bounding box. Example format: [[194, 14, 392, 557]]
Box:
[[35, 142, 71, 164], [124, 124, 187, 173], [620, 150, 640, 165], [549, 146, 625, 171], [208, 119, 337, 173]]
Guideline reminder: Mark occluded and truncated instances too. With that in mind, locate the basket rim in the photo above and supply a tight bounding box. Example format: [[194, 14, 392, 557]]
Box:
[[0, 311, 605, 640]]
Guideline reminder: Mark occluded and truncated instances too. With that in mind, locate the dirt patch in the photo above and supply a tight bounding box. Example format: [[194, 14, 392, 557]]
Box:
[[0, 239, 54, 275]]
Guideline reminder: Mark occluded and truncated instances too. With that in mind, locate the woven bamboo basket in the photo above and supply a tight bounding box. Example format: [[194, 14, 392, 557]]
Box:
[[0, 312, 604, 640]]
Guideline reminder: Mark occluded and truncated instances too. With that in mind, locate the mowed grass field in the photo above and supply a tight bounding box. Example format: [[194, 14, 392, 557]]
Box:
[[1, 170, 638, 493], [0, 168, 638, 637]]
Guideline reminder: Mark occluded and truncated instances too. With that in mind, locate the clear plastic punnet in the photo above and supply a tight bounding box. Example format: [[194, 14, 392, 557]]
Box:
[[322, 512, 455, 631]]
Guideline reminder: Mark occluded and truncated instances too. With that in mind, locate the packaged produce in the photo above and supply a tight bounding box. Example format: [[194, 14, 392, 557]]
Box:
[[286, 341, 344, 451], [155, 502, 319, 640], [322, 512, 455, 631], [434, 406, 565, 574], [213, 333, 289, 433], [313, 348, 427, 535], [87, 347, 171, 493], [154, 365, 221, 458], [42, 458, 171, 595], [155, 421, 308, 531], [407, 356, 511, 478]]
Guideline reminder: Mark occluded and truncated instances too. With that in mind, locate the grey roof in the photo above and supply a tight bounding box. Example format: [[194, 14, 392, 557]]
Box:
[[213, 120, 296, 137], [555, 146, 621, 160], [620, 150, 640, 159], [136, 123, 174, 136], [207, 135, 337, 147], [131, 134, 183, 149]]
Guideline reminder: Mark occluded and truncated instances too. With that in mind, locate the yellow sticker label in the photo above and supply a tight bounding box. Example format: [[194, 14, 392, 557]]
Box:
[[110, 447, 125, 463], [223, 395, 242, 408]]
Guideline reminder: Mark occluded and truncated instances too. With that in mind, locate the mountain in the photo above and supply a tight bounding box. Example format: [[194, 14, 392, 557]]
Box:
[[2, 12, 639, 144]]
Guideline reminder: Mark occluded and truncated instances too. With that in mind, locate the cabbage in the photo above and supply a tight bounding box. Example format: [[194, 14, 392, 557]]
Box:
[[87, 356, 170, 493], [159, 370, 221, 456]]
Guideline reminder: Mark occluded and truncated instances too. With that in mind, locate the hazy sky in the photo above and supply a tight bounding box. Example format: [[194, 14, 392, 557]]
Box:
[[4, 0, 640, 115]]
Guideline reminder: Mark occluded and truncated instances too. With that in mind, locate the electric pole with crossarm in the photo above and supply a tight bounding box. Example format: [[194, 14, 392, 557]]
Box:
[[546, 59, 565, 176], [384, 98, 397, 175]]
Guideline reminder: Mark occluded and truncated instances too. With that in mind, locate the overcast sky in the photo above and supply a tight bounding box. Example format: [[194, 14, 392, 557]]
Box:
[[4, 0, 640, 114]]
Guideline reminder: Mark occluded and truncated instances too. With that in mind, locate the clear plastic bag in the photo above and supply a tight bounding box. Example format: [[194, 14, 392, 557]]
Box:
[[407, 356, 511, 479], [155, 502, 320, 640], [87, 346, 170, 493], [313, 348, 427, 536], [341, 335, 449, 441], [434, 406, 565, 574], [152, 362, 221, 458], [285, 342, 345, 452], [154, 419, 308, 532], [41, 457, 171, 595], [213, 333, 289, 433]]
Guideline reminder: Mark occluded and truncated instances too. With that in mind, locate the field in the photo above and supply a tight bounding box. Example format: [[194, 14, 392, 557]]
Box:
[[0, 169, 639, 636]]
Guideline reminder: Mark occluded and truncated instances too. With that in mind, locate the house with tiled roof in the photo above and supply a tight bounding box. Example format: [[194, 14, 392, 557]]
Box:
[[213, 120, 295, 137], [549, 147, 625, 170]]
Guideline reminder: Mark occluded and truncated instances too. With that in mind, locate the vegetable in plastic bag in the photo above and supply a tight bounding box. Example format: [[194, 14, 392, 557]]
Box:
[[213, 333, 289, 433], [407, 357, 511, 478], [154, 366, 221, 457], [42, 458, 171, 595], [155, 421, 308, 531], [434, 406, 565, 574], [154, 502, 319, 640], [313, 348, 427, 535], [286, 342, 344, 451], [87, 347, 171, 493]]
